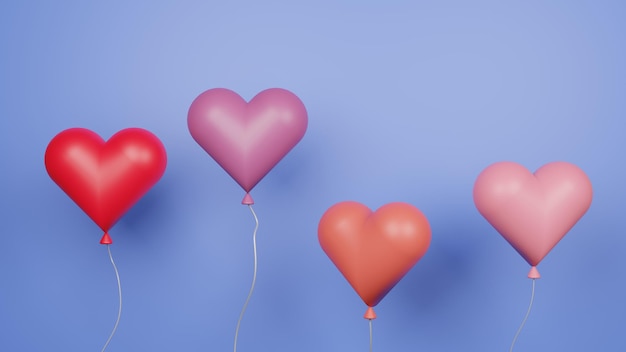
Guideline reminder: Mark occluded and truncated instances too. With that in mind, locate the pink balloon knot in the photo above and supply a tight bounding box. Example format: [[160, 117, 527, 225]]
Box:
[[527, 266, 541, 279], [364, 307, 377, 320], [242, 193, 254, 205]]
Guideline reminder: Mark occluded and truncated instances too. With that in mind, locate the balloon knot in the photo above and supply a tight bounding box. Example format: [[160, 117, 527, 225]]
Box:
[[100, 232, 113, 245], [364, 307, 377, 320], [527, 266, 541, 279], [242, 193, 254, 205]]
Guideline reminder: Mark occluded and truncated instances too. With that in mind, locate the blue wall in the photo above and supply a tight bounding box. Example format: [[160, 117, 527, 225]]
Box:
[[2, 1, 625, 351]]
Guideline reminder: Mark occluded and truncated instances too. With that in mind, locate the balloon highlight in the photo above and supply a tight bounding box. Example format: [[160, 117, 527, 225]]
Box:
[[187, 88, 308, 203], [45, 127, 167, 242], [318, 201, 431, 316], [473, 161, 592, 276]]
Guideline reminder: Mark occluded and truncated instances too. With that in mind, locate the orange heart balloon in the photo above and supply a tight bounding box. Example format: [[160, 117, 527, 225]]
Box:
[[318, 201, 431, 315]]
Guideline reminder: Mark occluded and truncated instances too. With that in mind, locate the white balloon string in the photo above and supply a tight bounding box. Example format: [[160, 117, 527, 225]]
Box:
[[369, 319, 373, 352], [234, 204, 259, 352], [101, 244, 122, 352], [509, 278, 536, 352]]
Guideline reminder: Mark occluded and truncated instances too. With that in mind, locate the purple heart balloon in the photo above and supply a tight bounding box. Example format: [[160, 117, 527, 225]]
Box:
[[187, 88, 308, 203]]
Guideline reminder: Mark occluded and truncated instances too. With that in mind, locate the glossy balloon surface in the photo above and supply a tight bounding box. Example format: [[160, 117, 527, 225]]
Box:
[[187, 88, 307, 193], [318, 201, 431, 307], [473, 161, 592, 266], [45, 128, 167, 233]]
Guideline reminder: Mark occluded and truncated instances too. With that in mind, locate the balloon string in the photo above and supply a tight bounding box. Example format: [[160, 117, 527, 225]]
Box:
[[369, 319, 373, 352], [509, 278, 536, 352], [234, 204, 259, 352], [101, 244, 122, 352]]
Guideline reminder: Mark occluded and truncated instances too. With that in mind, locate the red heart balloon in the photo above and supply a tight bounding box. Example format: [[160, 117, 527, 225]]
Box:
[[318, 201, 431, 308], [45, 128, 167, 240]]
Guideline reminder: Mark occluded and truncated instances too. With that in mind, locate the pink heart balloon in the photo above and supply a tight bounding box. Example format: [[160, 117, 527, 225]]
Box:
[[473, 161, 592, 275], [187, 88, 307, 202]]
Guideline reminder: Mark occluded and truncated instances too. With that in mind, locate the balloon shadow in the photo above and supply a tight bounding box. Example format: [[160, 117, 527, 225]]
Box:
[[113, 172, 178, 246], [260, 133, 321, 198], [393, 206, 489, 317]]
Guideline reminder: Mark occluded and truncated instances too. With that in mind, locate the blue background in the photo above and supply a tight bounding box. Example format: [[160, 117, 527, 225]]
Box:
[[1, 1, 625, 351]]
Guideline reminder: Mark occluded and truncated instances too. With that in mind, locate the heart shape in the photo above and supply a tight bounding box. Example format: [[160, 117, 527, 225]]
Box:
[[45, 128, 167, 235], [318, 201, 431, 307], [473, 161, 592, 267], [187, 88, 307, 196]]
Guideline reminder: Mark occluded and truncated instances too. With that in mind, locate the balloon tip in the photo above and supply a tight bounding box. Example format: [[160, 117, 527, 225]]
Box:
[[242, 193, 254, 205], [364, 307, 377, 320], [528, 266, 541, 279], [100, 232, 113, 245]]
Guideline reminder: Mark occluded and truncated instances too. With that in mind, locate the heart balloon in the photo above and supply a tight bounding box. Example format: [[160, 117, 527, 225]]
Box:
[[45, 128, 167, 243], [473, 161, 592, 276], [318, 201, 431, 312], [187, 88, 307, 203]]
